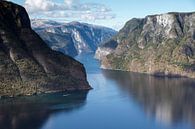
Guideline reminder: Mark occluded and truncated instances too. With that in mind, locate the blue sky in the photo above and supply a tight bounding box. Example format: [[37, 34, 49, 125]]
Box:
[[9, 0, 195, 30]]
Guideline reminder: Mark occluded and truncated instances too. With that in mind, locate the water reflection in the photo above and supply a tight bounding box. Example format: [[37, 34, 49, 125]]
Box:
[[0, 91, 88, 129], [102, 70, 195, 127]]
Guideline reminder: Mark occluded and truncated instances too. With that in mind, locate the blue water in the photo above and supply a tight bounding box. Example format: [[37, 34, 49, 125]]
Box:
[[0, 54, 195, 129]]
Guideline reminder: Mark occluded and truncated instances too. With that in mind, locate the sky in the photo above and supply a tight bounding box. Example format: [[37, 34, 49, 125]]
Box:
[[8, 0, 195, 30]]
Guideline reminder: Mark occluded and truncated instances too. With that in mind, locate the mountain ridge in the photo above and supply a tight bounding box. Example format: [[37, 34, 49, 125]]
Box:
[[96, 11, 195, 78], [32, 19, 117, 57], [0, 1, 91, 97]]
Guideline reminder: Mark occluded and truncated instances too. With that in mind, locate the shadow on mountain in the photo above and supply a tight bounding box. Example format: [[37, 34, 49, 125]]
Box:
[[102, 70, 195, 127], [0, 91, 88, 129]]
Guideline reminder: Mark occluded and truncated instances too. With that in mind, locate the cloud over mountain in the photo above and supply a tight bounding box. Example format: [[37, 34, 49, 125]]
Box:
[[24, 0, 115, 21]]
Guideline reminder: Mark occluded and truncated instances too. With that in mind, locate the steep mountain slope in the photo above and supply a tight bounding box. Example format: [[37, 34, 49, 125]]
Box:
[[96, 12, 195, 78], [32, 19, 117, 57], [0, 1, 90, 97]]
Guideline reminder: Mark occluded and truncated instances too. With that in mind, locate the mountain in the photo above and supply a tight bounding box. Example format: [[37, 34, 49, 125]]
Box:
[[95, 12, 195, 78], [0, 1, 91, 97], [31, 19, 117, 57]]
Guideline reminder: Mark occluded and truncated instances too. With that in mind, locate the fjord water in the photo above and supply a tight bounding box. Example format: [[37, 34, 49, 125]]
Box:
[[0, 54, 195, 129]]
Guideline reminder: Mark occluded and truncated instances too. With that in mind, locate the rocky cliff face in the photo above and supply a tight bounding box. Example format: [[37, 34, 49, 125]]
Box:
[[96, 12, 195, 78], [32, 19, 117, 57], [0, 1, 90, 97]]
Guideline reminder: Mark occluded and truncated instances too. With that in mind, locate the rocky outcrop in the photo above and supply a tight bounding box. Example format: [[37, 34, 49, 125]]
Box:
[[96, 12, 195, 78], [0, 1, 91, 97], [32, 19, 117, 57]]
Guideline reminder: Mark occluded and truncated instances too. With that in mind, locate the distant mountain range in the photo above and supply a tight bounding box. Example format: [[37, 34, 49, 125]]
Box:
[[96, 12, 195, 78], [32, 19, 117, 57]]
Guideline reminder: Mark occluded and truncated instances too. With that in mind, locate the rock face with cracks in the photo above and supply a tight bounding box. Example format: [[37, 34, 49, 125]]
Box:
[[0, 1, 91, 97], [96, 12, 195, 78]]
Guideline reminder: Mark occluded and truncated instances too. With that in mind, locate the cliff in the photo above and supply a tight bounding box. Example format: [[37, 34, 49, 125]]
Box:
[[0, 1, 91, 97], [32, 19, 117, 57], [96, 12, 195, 78]]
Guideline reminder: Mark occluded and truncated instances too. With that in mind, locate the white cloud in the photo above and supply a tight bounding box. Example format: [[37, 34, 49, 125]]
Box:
[[24, 0, 115, 21], [64, 0, 79, 7], [24, 0, 63, 12]]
